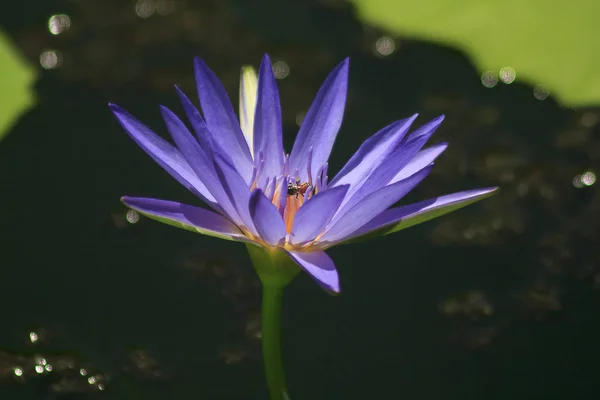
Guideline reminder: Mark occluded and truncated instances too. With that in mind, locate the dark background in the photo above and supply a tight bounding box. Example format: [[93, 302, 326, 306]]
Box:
[[1, 0, 599, 399]]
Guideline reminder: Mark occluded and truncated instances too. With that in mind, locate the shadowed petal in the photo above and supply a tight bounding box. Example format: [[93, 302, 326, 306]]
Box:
[[212, 153, 258, 236], [328, 115, 417, 188], [334, 188, 500, 246], [121, 196, 250, 242], [249, 189, 286, 246], [160, 105, 241, 224], [391, 142, 447, 184], [253, 55, 284, 184], [320, 165, 433, 243], [289, 59, 349, 181], [285, 250, 340, 293], [194, 57, 254, 183], [174, 85, 214, 155], [290, 185, 349, 245], [331, 116, 444, 222], [239, 65, 258, 155], [109, 103, 217, 207]]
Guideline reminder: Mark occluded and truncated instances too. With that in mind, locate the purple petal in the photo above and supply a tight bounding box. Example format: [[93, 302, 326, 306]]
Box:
[[289, 59, 349, 181], [160, 105, 241, 224], [174, 85, 214, 156], [290, 185, 349, 245], [320, 165, 433, 243], [284, 250, 340, 293], [339, 188, 500, 244], [264, 177, 277, 200], [331, 116, 444, 222], [328, 115, 417, 188], [253, 55, 284, 186], [121, 196, 250, 242], [194, 57, 254, 183], [249, 189, 286, 246], [109, 103, 217, 207], [212, 152, 258, 236], [391, 142, 447, 184]]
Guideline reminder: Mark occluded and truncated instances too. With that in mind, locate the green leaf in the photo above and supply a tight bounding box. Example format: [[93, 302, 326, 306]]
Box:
[[350, 0, 600, 106], [0, 29, 36, 142]]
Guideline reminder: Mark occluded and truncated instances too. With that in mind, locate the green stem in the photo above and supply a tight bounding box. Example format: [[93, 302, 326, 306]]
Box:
[[262, 285, 289, 400]]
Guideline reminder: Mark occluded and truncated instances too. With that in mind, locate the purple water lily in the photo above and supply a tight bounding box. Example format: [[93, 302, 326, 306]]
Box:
[[110, 55, 496, 294], [110, 55, 497, 399]]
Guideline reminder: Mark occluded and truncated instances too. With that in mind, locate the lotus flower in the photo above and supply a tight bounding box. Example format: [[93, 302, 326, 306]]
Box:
[[110, 54, 497, 399], [110, 55, 496, 292]]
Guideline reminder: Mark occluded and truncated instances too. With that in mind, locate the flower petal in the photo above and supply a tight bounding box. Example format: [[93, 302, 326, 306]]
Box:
[[336, 188, 499, 245], [160, 105, 241, 224], [212, 152, 258, 236], [174, 85, 214, 156], [328, 115, 417, 188], [290, 185, 349, 245], [121, 196, 250, 242], [109, 103, 217, 206], [239, 65, 258, 156], [194, 57, 254, 183], [284, 250, 340, 293], [319, 165, 433, 244], [289, 58, 349, 181], [390, 142, 448, 184], [331, 116, 444, 222], [253, 55, 284, 186], [249, 189, 286, 246]]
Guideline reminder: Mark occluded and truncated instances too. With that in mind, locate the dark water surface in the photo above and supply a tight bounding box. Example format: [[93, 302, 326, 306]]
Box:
[[1, 1, 599, 399]]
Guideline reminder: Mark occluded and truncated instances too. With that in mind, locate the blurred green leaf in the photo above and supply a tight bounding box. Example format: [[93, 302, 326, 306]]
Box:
[[0, 29, 36, 142], [351, 0, 600, 106]]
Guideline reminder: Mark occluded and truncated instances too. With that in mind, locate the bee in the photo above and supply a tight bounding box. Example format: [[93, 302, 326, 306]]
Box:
[[287, 179, 311, 198]]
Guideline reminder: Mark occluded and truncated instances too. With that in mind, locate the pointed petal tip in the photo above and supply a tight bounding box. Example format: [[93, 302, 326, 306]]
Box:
[[193, 56, 212, 75], [261, 53, 272, 63], [121, 196, 137, 207], [338, 57, 350, 72], [193, 56, 205, 66], [108, 103, 124, 113], [482, 186, 500, 195], [240, 65, 257, 75], [158, 104, 172, 119], [324, 279, 341, 294]]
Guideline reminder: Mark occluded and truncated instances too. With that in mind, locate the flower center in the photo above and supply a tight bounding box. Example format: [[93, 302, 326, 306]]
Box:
[[249, 153, 329, 240], [282, 180, 312, 233]]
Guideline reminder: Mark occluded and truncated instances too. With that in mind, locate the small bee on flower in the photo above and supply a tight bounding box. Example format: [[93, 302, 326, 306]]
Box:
[[287, 179, 311, 198]]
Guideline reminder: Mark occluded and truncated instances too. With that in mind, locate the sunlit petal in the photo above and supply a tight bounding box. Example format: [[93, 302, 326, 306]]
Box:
[[109, 103, 217, 207], [239, 65, 258, 155], [289, 58, 349, 181], [285, 250, 340, 293], [121, 196, 250, 242], [194, 57, 254, 183]]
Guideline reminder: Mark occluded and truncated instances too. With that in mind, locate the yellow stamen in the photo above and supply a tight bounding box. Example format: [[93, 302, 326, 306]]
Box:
[[283, 195, 305, 233], [271, 183, 282, 208]]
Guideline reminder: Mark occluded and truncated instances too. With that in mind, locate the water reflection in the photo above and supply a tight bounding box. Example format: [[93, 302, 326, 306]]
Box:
[[499, 66, 516, 84], [48, 14, 71, 35], [374, 36, 395, 56], [39, 49, 61, 69]]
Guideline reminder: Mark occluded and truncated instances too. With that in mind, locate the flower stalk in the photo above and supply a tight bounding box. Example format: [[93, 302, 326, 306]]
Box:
[[262, 284, 288, 400]]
